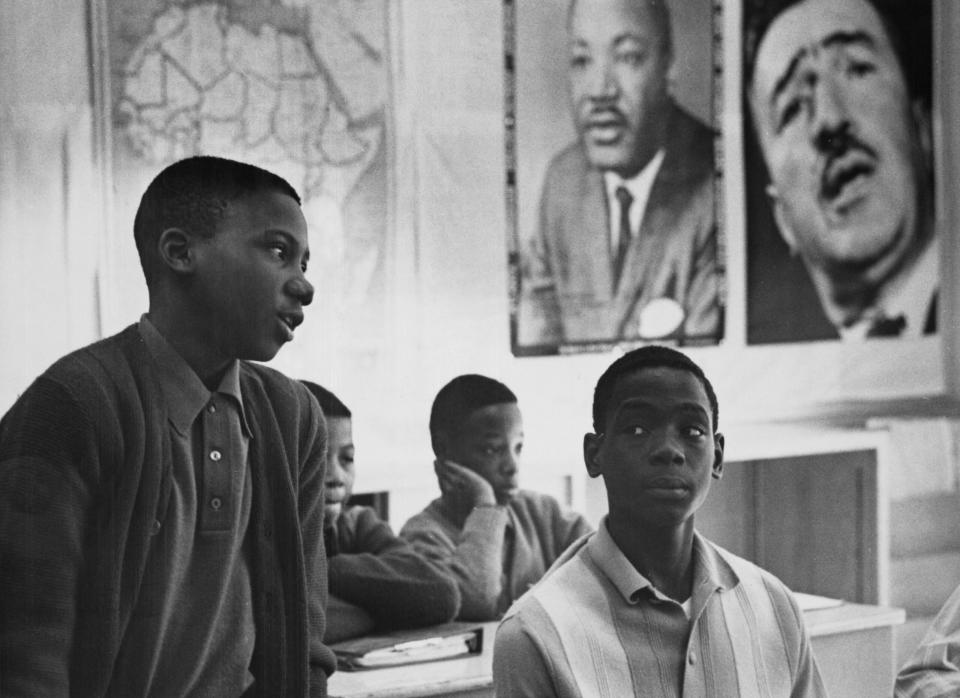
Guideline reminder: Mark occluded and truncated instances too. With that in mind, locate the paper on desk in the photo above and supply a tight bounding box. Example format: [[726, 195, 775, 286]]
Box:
[[330, 622, 484, 671]]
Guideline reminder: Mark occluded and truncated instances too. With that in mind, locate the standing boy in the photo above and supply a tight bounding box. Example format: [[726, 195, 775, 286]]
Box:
[[0, 156, 335, 696], [301, 381, 460, 643], [400, 374, 592, 621], [494, 346, 826, 696]]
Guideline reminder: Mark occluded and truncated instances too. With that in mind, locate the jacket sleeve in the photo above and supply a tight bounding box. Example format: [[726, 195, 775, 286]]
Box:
[[783, 587, 829, 698], [516, 174, 564, 347], [296, 393, 335, 695], [323, 595, 376, 644], [0, 377, 97, 696], [328, 508, 460, 630], [896, 583, 960, 697], [401, 506, 510, 621], [493, 613, 561, 697], [680, 198, 721, 340]]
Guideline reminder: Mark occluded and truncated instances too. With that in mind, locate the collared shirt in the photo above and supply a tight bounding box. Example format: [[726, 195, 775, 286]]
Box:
[[896, 581, 960, 696], [839, 235, 939, 340], [494, 518, 827, 697], [603, 149, 666, 256], [109, 316, 256, 696]]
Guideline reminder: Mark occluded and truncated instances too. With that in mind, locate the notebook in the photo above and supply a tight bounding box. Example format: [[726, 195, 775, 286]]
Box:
[[329, 622, 484, 671]]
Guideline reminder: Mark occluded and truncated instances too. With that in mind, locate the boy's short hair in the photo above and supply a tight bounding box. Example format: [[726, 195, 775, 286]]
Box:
[[429, 374, 517, 444], [133, 155, 301, 286], [591, 345, 719, 433], [301, 380, 351, 418]]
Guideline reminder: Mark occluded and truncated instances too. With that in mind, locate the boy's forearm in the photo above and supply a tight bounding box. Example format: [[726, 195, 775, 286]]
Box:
[[448, 505, 510, 620], [328, 549, 460, 627]]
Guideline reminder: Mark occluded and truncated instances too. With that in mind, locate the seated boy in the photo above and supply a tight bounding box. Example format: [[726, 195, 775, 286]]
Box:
[[493, 346, 826, 696], [0, 156, 334, 696], [896, 581, 960, 696], [301, 381, 460, 642], [399, 374, 592, 621]]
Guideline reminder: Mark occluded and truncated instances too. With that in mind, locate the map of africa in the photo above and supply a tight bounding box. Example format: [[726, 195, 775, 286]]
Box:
[[109, 0, 389, 313]]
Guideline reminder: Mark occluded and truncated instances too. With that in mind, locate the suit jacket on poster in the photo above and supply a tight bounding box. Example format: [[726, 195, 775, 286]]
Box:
[[519, 103, 720, 346]]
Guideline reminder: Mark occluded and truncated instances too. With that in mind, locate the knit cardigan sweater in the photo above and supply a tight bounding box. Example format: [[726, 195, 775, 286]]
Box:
[[0, 325, 336, 696]]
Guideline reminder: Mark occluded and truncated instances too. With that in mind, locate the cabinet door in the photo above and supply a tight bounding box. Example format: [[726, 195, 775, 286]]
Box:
[[697, 450, 879, 603]]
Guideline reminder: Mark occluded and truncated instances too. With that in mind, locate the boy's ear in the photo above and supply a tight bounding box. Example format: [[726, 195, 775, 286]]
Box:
[[711, 432, 725, 480], [583, 433, 604, 479], [431, 431, 449, 461], [157, 227, 197, 275]]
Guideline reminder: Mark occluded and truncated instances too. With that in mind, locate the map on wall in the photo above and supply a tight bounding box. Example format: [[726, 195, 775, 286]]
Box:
[[99, 0, 391, 369]]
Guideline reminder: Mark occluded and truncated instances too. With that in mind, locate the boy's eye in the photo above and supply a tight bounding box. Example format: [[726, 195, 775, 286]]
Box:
[[269, 242, 288, 260], [683, 425, 707, 438], [626, 425, 646, 436]]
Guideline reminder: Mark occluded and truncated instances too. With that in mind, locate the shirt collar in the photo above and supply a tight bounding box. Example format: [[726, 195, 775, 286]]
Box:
[[588, 517, 739, 605], [836, 235, 938, 339], [138, 315, 249, 436]]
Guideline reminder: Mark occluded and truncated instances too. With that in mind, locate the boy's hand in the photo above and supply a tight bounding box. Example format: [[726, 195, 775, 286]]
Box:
[[434, 459, 497, 512]]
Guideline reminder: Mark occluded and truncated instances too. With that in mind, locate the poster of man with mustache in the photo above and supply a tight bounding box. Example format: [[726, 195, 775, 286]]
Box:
[[743, 0, 935, 343], [508, 0, 722, 355]]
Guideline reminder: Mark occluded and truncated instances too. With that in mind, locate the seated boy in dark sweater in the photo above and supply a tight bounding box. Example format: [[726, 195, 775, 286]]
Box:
[[302, 382, 460, 642], [399, 374, 592, 621]]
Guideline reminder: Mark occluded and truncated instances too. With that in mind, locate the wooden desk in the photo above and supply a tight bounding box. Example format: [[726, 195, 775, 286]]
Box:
[[808, 602, 905, 698], [328, 605, 904, 697]]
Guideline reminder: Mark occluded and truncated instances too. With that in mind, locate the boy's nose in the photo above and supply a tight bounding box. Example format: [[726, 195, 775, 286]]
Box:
[[650, 434, 685, 467], [287, 276, 314, 306]]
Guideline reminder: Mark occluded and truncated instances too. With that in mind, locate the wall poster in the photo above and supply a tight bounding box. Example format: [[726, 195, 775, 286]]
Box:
[[742, 0, 936, 344], [506, 0, 725, 356]]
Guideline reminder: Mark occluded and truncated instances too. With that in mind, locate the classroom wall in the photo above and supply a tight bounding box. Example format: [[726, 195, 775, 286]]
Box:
[[2, 1, 960, 522]]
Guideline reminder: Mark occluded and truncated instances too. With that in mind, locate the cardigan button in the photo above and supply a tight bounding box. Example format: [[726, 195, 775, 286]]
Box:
[[151, 519, 162, 535]]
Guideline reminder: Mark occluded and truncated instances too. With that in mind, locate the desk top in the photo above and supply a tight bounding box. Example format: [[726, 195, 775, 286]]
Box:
[[327, 602, 905, 698], [805, 601, 905, 637]]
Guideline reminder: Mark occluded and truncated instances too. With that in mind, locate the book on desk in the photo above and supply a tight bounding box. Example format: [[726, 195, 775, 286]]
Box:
[[330, 622, 484, 671]]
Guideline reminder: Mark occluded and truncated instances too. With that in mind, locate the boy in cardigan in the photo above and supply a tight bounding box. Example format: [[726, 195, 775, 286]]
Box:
[[0, 156, 335, 696], [400, 374, 592, 621], [301, 381, 460, 642], [493, 346, 826, 696]]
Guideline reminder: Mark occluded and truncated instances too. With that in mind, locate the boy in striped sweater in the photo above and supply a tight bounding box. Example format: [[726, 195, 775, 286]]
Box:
[[494, 345, 827, 697]]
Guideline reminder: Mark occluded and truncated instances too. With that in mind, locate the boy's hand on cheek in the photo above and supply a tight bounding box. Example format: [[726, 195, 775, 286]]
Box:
[[434, 459, 497, 511]]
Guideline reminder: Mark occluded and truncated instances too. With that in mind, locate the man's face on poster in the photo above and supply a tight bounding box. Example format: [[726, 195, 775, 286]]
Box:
[[568, 0, 672, 178], [750, 0, 927, 289]]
